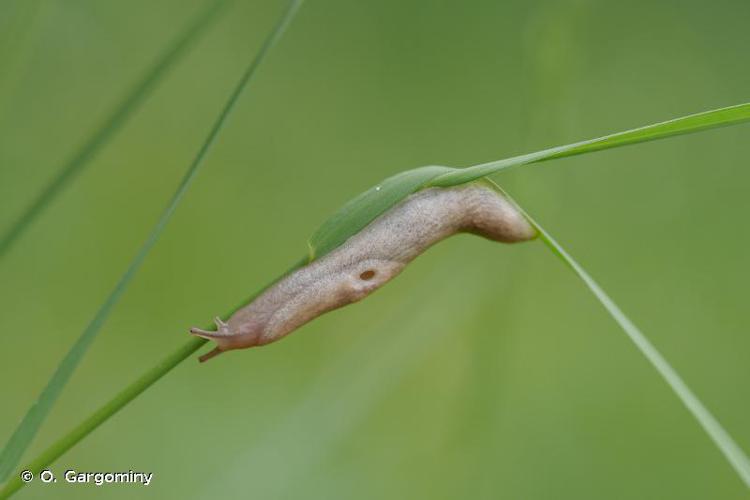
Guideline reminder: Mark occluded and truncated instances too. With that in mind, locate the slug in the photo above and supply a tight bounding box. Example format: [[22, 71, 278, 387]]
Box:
[[190, 182, 536, 362]]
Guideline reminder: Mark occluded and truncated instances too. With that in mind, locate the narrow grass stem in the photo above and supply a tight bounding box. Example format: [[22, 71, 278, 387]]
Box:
[[0, 338, 205, 499], [0, 0, 231, 260], [429, 102, 750, 187], [0, 0, 305, 488], [524, 211, 750, 489], [0, 257, 306, 500]]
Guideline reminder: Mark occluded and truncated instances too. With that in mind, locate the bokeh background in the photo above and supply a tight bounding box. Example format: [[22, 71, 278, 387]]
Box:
[[1, 0, 749, 498]]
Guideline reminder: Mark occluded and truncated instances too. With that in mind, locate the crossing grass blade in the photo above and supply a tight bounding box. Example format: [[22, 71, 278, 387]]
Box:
[[308, 103, 750, 261], [0, 260, 306, 500], [0, 0, 306, 490], [0, 0, 231, 260], [510, 200, 750, 489], [426, 102, 750, 187]]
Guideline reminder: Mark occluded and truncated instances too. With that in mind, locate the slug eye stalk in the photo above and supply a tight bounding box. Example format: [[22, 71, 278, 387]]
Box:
[[190, 316, 231, 339], [190, 182, 536, 361]]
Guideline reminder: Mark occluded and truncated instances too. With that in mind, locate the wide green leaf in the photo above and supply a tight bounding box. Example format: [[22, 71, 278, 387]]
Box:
[[307, 165, 455, 260]]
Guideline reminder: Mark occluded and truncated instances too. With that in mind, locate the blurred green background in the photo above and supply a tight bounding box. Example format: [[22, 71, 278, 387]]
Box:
[[1, 0, 749, 498]]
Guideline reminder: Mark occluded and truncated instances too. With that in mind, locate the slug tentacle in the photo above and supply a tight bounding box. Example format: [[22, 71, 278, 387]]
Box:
[[197, 347, 224, 363], [190, 317, 231, 339], [190, 182, 536, 361]]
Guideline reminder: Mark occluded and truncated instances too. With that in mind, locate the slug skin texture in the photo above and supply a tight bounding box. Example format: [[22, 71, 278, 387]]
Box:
[[191, 183, 536, 361]]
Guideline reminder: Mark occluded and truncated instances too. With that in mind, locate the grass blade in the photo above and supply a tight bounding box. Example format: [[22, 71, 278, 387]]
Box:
[[428, 102, 750, 187], [0, 259, 304, 499], [514, 201, 750, 489], [0, 0, 305, 487], [0, 338, 205, 499], [308, 165, 454, 260], [0, 0, 230, 260], [308, 103, 750, 261]]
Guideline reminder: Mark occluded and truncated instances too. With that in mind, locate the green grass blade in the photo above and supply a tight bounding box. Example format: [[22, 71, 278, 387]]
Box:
[[0, 0, 230, 260], [0, 0, 305, 486], [516, 204, 750, 489], [307, 165, 454, 260], [428, 102, 750, 187], [0, 257, 305, 499], [308, 103, 750, 261], [0, 338, 205, 499]]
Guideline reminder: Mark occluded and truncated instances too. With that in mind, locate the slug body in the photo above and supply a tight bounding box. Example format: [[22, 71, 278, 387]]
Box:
[[191, 183, 536, 361]]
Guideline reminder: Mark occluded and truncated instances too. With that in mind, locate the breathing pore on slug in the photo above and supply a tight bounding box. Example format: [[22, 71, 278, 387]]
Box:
[[190, 182, 536, 362]]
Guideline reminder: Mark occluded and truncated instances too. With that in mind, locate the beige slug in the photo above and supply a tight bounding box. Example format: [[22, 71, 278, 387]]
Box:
[[190, 182, 536, 362]]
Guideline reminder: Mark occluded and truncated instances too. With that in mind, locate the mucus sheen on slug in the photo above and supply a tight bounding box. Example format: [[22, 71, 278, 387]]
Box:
[[190, 182, 536, 362]]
